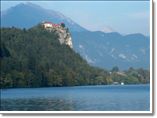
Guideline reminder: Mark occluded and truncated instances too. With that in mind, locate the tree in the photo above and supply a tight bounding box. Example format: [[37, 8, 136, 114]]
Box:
[[61, 23, 65, 28], [0, 43, 10, 58], [0, 74, 13, 88], [111, 66, 119, 72], [106, 76, 113, 84], [95, 76, 104, 85], [47, 69, 63, 86]]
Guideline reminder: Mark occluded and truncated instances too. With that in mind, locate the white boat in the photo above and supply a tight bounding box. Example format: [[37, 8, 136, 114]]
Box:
[[121, 82, 124, 85]]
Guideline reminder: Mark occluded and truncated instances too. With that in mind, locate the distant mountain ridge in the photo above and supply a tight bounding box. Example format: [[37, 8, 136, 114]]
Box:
[[1, 3, 87, 32], [1, 3, 150, 69], [72, 31, 149, 69]]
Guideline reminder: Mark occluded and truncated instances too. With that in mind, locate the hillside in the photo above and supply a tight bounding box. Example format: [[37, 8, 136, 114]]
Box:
[[0, 25, 150, 88], [0, 25, 112, 88]]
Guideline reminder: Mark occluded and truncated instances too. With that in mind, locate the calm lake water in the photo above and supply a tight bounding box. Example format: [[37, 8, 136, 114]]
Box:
[[1, 85, 150, 111]]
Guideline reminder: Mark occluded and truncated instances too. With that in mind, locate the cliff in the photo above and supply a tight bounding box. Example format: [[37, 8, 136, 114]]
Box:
[[42, 22, 73, 48]]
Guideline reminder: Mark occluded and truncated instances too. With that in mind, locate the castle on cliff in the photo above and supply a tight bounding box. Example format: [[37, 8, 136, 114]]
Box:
[[42, 21, 73, 48]]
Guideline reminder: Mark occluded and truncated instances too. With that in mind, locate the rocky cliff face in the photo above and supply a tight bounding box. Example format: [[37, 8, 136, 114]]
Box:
[[56, 27, 73, 48], [42, 23, 73, 48]]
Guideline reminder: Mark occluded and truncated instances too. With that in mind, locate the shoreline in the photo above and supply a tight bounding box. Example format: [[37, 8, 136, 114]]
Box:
[[1, 83, 150, 90]]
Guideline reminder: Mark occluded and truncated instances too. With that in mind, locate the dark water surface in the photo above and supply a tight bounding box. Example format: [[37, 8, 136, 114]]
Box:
[[0, 85, 150, 111]]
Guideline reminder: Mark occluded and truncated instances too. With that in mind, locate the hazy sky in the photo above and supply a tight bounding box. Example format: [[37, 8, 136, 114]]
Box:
[[1, 1, 150, 35]]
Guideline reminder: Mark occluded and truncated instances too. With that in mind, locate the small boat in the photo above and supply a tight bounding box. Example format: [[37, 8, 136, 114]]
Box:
[[121, 82, 124, 85]]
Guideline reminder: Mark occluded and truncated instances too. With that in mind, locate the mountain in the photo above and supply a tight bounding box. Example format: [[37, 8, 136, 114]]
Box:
[[1, 3, 150, 70], [72, 31, 150, 70], [1, 3, 87, 32]]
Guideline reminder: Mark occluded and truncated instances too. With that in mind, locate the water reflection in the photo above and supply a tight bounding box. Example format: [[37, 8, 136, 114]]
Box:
[[1, 98, 75, 111], [1, 85, 150, 111]]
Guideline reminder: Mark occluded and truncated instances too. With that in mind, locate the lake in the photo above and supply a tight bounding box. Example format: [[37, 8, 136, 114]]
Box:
[[0, 85, 150, 111]]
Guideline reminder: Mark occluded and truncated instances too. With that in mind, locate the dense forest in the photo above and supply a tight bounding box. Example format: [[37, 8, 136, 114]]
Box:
[[0, 25, 150, 88]]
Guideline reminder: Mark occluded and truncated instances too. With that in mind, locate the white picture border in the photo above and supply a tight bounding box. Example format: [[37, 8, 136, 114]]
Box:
[[0, 0, 153, 115]]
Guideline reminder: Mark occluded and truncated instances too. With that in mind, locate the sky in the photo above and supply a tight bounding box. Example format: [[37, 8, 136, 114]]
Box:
[[1, 1, 150, 35]]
